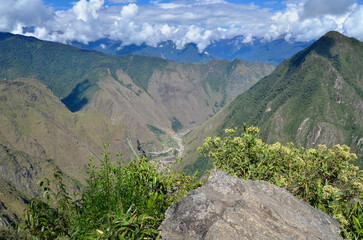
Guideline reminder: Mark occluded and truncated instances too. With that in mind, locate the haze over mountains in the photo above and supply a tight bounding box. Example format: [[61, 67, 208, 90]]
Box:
[[71, 36, 312, 66]]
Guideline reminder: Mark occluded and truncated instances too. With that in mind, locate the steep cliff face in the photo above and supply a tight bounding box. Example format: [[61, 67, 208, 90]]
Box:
[[0, 139, 85, 226], [160, 171, 342, 240], [0, 79, 103, 178], [0, 144, 53, 226], [0, 79, 101, 225]]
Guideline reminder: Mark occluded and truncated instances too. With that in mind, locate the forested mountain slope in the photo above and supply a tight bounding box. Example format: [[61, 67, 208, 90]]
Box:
[[184, 31, 363, 174]]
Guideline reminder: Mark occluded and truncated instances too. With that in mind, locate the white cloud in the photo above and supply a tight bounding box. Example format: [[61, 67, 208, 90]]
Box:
[[174, 25, 216, 51], [302, 0, 352, 18], [156, 3, 186, 9], [0, 0, 53, 32], [267, 1, 362, 42], [343, 5, 363, 40], [73, 0, 104, 22], [0, 0, 362, 51], [120, 3, 138, 19]]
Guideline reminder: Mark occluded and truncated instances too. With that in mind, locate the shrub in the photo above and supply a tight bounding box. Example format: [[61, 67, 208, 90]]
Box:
[[199, 125, 363, 239], [21, 144, 198, 239]]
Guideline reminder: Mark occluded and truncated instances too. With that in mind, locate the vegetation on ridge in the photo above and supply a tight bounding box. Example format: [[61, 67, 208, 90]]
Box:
[[199, 126, 363, 239], [18, 144, 198, 239], [3, 126, 362, 238]]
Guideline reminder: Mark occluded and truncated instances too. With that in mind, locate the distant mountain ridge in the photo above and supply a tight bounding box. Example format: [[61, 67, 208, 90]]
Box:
[[71, 36, 312, 66], [206, 36, 312, 66], [71, 39, 214, 64], [184, 31, 363, 174]]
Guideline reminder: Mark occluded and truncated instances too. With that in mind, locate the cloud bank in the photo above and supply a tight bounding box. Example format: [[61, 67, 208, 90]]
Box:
[[1, 0, 362, 52]]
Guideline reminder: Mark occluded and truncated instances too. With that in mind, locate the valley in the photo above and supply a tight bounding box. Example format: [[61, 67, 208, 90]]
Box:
[[148, 128, 191, 164], [0, 32, 274, 225], [0, 31, 362, 230]]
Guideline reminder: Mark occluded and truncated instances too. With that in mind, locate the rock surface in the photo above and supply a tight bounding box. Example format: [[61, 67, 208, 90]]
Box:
[[159, 171, 342, 240]]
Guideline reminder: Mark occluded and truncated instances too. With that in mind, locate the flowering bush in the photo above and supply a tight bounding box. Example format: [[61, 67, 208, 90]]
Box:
[[199, 126, 363, 239]]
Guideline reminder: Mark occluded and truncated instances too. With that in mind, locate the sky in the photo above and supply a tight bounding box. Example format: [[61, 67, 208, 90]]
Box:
[[1, 0, 362, 51]]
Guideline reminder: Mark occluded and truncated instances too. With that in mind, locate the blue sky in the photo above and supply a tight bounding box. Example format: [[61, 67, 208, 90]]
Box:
[[1, 0, 362, 51]]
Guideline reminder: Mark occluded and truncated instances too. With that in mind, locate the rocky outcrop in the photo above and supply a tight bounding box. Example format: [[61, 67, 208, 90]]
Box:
[[160, 171, 342, 240]]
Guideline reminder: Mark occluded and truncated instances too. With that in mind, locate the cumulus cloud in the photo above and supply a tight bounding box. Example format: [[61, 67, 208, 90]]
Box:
[[268, 3, 340, 42], [343, 5, 363, 39], [268, 1, 363, 42], [302, 0, 352, 18], [73, 0, 104, 22], [0, 0, 53, 32], [120, 3, 138, 19], [0, 0, 362, 51]]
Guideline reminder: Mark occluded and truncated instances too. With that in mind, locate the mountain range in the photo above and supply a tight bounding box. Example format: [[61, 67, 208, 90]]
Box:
[[0, 32, 274, 224], [71, 36, 312, 66], [0, 30, 362, 227]]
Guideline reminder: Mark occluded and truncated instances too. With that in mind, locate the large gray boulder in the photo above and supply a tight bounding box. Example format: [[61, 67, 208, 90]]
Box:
[[159, 171, 342, 240]]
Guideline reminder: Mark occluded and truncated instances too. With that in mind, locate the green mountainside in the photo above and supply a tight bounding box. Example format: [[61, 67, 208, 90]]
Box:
[[0, 32, 167, 106], [184, 31, 363, 174]]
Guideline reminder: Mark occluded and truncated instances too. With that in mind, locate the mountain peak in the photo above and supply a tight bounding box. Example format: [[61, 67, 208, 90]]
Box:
[[288, 31, 360, 68], [323, 31, 346, 39], [312, 31, 359, 53]]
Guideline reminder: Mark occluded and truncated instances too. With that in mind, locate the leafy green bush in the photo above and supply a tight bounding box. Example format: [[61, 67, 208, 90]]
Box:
[[21, 144, 198, 239], [199, 125, 363, 239]]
